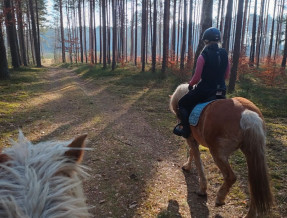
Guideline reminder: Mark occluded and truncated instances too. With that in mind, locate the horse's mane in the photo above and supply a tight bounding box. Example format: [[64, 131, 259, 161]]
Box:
[[0, 132, 90, 218], [169, 84, 189, 115]]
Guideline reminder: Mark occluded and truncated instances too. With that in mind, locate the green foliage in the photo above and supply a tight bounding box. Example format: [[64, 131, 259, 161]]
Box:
[[0, 67, 45, 130], [228, 74, 287, 117]]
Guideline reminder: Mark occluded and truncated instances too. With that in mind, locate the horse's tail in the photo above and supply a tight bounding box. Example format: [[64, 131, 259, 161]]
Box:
[[240, 109, 273, 215]]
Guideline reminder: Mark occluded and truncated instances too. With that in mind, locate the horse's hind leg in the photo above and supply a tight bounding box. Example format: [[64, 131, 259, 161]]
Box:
[[182, 138, 194, 171], [187, 138, 207, 196], [210, 151, 237, 206]]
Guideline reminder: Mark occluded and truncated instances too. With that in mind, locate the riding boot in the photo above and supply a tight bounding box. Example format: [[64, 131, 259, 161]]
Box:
[[173, 108, 191, 138]]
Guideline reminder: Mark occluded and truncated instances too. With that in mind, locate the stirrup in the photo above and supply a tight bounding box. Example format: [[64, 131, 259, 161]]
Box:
[[173, 123, 184, 136], [173, 123, 190, 138]]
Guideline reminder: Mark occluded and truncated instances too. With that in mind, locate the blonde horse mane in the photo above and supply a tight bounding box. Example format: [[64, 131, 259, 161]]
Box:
[[0, 131, 90, 218], [169, 84, 189, 116]]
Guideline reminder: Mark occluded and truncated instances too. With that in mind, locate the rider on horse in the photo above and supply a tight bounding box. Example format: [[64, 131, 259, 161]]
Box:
[[173, 27, 230, 138]]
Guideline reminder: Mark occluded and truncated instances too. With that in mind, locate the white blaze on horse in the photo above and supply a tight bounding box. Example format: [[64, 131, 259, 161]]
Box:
[[0, 132, 90, 218], [170, 84, 273, 218]]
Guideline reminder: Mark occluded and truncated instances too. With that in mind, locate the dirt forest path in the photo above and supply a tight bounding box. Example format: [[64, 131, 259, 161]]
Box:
[[21, 67, 249, 217]]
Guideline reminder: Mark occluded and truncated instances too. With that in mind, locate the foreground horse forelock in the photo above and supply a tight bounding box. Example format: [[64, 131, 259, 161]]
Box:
[[0, 132, 90, 218], [170, 84, 273, 218]]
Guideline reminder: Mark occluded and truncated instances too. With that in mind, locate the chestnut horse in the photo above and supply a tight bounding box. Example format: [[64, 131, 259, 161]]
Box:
[[0, 132, 90, 218], [170, 84, 273, 217]]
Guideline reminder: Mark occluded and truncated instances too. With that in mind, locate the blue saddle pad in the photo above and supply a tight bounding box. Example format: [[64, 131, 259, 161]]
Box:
[[189, 100, 215, 126]]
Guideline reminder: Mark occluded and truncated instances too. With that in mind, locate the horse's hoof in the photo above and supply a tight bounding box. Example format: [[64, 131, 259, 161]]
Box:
[[182, 166, 191, 172], [215, 201, 225, 207], [196, 190, 207, 196]]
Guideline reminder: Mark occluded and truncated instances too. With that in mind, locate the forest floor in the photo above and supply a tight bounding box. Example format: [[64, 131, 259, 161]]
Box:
[[0, 65, 286, 217]]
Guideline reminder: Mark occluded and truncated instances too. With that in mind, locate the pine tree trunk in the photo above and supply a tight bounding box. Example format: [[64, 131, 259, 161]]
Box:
[[282, 18, 287, 68], [28, 0, 41, 67], [274, 0, 285, 59], [255, 0, 265, 68], [0, 22, 9, 79], [192, 0, 213, 73], [35, 0, 41, 62], [268, 0, 277, 58], [161, 0, 170, 74], [27, 3, 35, 65], [217, 0, 221, 28], [152, 0, 157, 72], [4, 0, 20, 68], [249, 0, 257, 65], [176, 0, 182, 63], [78, 0, 83, 63], [16, 0, 27, 66], [228, 0, 244, 93], [158, 1, 162, 61], [112, 0, 117, 70], [219, 0, 225, 33], [141, 0, 146, 71], [93, 0, 97, 64], [99, 1, 102, 63], [240, 0, 249, 55], [59, 0, 66, 63], [180, 0, 187, 72], [107, 0, 111, 64], [102, 0, 107, 68], [187, 0, 193, 69], [83, 0, 87, 63], [222, 0, 233, 52], [130, 0, 134, 61], [134, 0, 138, 65], [171, 0, 176, 61], [11, 0, 21, 65], [89, 0, 94, 63], [142, 0, 146, 70]]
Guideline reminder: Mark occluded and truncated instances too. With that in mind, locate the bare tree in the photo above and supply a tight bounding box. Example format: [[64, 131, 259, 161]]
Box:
[[134, 0, 138, 65], [78, 0, 83, 63], [0, 22, 9, 79], [222, 0, 233, 52], [171, 0, 176, 61], [59, 0, 66, 63], [228, 0, 244, 93], [28, 0, 41, 67], [187, 0, 193, 69], [112, 0, 117, 70], [180, 0, 188, 72], [161, 0, 170, 74], [268, 0, 277, 58], [249, 0, 257, 65], [102, 0, 107, 68], [192, 0, 213, 73], [240, 0, 249, 54], [4, 0, 20, 68], [141, 0, 147, 71], [152, 0, 157, 72], [16, 0, 27, 66], [282, 18, 287, 68]]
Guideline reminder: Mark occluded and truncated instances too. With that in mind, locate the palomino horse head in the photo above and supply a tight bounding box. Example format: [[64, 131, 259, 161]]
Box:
[[0, 131, 90, 218], [170, 84, 273, 218]]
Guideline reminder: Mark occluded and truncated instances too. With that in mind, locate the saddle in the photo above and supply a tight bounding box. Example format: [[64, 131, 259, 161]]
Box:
[[203, 89, 226, 102], [189, 89, 226, 126]]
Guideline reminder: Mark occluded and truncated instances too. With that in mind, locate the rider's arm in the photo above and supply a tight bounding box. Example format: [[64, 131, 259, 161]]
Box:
[[189, 55, 205, 86]]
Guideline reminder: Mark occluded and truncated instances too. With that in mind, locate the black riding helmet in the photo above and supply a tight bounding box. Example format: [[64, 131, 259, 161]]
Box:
[[202, 27, 221, 42]]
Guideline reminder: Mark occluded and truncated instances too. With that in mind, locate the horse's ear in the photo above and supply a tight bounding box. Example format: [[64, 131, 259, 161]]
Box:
[[65, 134, 87, 163], [0, 153, 10, 164]]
